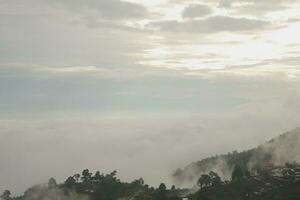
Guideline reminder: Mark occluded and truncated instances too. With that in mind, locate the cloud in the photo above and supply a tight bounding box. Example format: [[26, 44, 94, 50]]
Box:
[[0, 1, 300, 195], [0, 64, 191, 81], [220, 0, 300, 16], [43, 0, 153, 30], [41, 66, 100, 73], [235, 3, 288, 16], [269, 56, 300, 66], [184, 65, 300, 79], [148, 16, 271, 34], [50, 0, 149, 20], [0, 1, 152, 73], [1, 78, 300, 194], [218, 0, 231, 8], [170, 0, 299, 16], [182, 4, 213, 19]]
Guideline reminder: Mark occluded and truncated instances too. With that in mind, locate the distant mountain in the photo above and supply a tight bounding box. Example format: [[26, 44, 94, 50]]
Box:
[[172, 128, 300, 187]]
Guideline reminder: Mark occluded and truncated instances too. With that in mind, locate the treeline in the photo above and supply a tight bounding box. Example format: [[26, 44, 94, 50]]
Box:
[[0, 164, 255, 200], [1, 169, 185, 200], [2, 163, 299, 200], [62, 169, 181, 200]]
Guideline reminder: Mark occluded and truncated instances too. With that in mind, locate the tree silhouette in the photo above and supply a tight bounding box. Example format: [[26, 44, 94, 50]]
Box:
[[73, 174, 80, 182], [156, 183, 167, 200], [232, 165, 244, 181], [1, 190, 12, 200], [48, 177, 57, 189], [171, 185, 176, 191], [197, 174, 212, 189], [81, 169, 92, 183], [64, 176, 76, 188], [209, 171, 221, 186], [93, 171, 104, 183], [158, 183, 166, 191]]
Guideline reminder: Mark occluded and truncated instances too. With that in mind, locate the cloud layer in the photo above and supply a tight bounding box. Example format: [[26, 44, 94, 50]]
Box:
[[149, 16, 271, 33], [182, 4, 212, 19]]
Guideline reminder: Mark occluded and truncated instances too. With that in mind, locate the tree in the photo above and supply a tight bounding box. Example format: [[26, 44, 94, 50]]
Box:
[[81, 169, 92, 183], [73, 174, 80, 182], [1, 190, 12, 200], [232, 165, 244, 181], [109, 170, 117, 178], [156, 183, 167, 200], [64, 176, 76, 188], [138, 177, 144, 186], [209, 171, 221, 186], [197, 174, 212, 189], [171, 185, 176, 190], [48, 177, 57, 189], [158, 183, 166, 191], [131, 178, 144, 187], [92, 171, 104, 183]]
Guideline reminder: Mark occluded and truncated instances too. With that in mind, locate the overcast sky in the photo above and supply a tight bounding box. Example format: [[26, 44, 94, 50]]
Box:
[[1, 0, 300, 195]]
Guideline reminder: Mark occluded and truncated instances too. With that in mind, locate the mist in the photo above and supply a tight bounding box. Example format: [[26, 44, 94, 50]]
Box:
[[1, 85, 300, 195], [1, 0, 300, 198]]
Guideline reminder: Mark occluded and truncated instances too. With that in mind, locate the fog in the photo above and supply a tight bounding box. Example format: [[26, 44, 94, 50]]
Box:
[[1, 86, 300, 195]]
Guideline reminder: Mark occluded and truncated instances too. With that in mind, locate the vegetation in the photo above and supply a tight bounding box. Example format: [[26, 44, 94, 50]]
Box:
[[3, 163, 300, 200], [197, 171, 222, 189], [2, 169, 185, 200], [173, 130, 300, 185]]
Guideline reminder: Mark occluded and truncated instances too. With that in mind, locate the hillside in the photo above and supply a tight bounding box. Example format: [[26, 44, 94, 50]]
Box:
[[189, 177, 300, 200], [5, 170, 186, 200], [172, 128, 300, 186], [1, 128, 300, 200]]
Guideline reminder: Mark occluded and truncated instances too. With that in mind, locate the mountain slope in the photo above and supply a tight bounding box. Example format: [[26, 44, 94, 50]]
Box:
[[172, 128, 300, 186]]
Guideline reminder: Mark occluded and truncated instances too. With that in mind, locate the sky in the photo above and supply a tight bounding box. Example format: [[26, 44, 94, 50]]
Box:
[[1, 0, 300, 195]]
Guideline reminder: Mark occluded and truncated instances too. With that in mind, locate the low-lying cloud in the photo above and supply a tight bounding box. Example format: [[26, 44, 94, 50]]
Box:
[[149, 16, 271, 34], [182, 4, 213, 19], [1, 82, 300, 194], [49, 0, 149, 20]]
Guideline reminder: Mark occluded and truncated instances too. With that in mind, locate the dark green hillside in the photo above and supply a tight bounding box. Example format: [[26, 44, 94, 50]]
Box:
[[189, 177, 300, 200]]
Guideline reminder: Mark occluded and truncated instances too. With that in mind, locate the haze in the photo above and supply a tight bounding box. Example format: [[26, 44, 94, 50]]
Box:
[[1, 0, 300, 195]]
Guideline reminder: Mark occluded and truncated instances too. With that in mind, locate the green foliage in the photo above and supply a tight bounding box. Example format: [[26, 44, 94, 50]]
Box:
[[198, 174, 212, 189], [51, 169, 181, 200], [209, 171, 221, 186], [158, 183, 166, 191], [81, 169, 92, 183], [197, 171, 222, 189], [190, 176, 300, 200], [64, 176, 76, 188]]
